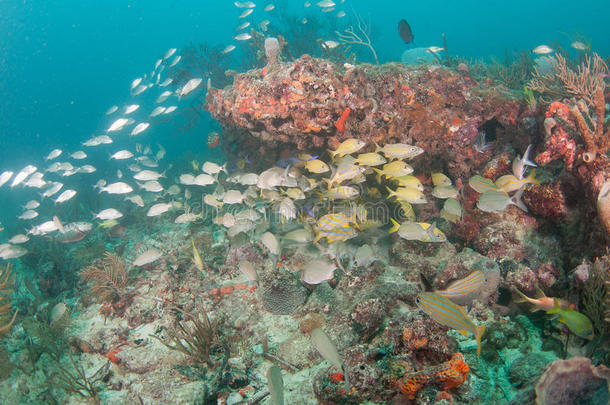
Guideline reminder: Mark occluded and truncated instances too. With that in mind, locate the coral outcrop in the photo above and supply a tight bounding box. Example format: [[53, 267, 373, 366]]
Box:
[[207, 55, 532, 179]]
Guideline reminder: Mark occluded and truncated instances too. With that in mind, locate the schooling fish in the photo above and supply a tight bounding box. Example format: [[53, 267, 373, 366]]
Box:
[[416, 292, 486, 356], [495, 170, 538, 194], [398, 19, 414, 44], [328, 138, 366, 158]]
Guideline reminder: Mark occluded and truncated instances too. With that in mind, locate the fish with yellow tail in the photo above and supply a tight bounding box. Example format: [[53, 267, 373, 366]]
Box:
[[416, 292, 486, 356], [353, 152, 386, 166], [389, 218, 446, 242], [513, 287, 573, 312], [495, 169, 538, 194], [372, 161, 413, 181], [546, 298, 594, 340], [374, 142, 424, 160], [327, 138, 366, 159], [386, 186, 427, 204], [192, 239, 204, 272]]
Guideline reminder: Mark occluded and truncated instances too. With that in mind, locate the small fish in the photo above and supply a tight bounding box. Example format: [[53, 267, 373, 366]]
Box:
[[431, 172, 452, 187], [8, 234, 29, 244], [239, 8, 253, 18], [11, 165, 37, 187], [546, 298, 594, 340], [398, 19, 414, 44], [132, 249, 163, 266], [316, 0, 335, 6], [130, 77, 142, 89], [234, 33, 252, 41], [386, 186, 427, 204], [55, 189, 77, 203], [511, 144, 537, 180], [389, 219, 446, 242], [156, 90, 172, 103], [322, 40, 340, 49], [192, 239, 204, 271], [316, 212, 357, 231], [393, 175, 424, 191], [495, 170, 538, 194], [131, 122, 150, 136], [147, 202, 173, 217], [399, 201, 416, 221], [124, 104, 140, 114], [323, 186, 359, 200], [179, 78, 203, 97], [354, 152, 386, 166], [373, 161, 413, 181], [305, 159, 330, 174], [513, 287, 573, 312], [570, 41, 587, 51], [110, 150, 134, 160], [222, 44, 236, 54], [202, 161, 227, 175], [125, 194, 145, 207], [468, 175, 498, 194], [223, 189, 245, 204], [150, 106, 166, 117], [106, 105, 118, 115], [264, 4, 275, 11], [436, 270, 486, 304], [163, 106, 177, 114], [440, 198, 462, 223], [169, 55, 181, 67], [94, 208, 123, 220], [238, 260, 258, 282], [0, 171, 13, 187], [337, 10, 345, 18], [18, 210, 39, 220], [432, 185, 458, 199], [313, 225, 358, 243], [70, 151, 87, 160], [164, 48, 177, 60], [324, 163, 366, 189], [0, 244, 27, 259], [45, 149, 63, 160], [532, 45, 553, 55], [301, 259, 337, 285], [108, 118, 129, 132], [159, 78, 173, 87], [416, 292, 486, 356], [138, 180, 163, 193], [100, 182, 134, 195], [477, 188, 527, 213], [328, 138, 366, 158], [260, 232, 280, 255], [133, 170, 164, 181], [427, 46, 444, 54], [236, 21, 251, 30]]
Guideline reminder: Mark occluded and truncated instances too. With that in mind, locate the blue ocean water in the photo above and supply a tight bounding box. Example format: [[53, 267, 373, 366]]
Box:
[[0, 1, 609, 403]]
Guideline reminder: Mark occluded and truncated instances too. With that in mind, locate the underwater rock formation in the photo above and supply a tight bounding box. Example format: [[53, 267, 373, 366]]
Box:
[[206, 55, 531, 179]]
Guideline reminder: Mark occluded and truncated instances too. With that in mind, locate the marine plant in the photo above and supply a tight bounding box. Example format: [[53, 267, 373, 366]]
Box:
[[580, 255, 609, 361], [335, 12, 379, 64], [152, 304, 229, 379], [488, 50, 533, 89], [527, 53, 609, 106], [80, 252, 129, 304], [47, 350, 110, 399], [0, 264, 18, 337]]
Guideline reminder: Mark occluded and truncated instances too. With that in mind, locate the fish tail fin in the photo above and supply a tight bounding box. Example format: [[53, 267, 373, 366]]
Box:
[[374, 142, 381, 153], [323, 178, 332, 191], [511, 187, 528, 212], [327, 149, 337, 160], [512, 287, 530, 303], [385, 186, 395, 199], [316, 191, 324, 202], [372, 168, 383, 182], [389, 218, 400, 233], [475, 324, 486, 357], [523, 144, 538, 168], [313, 229, 322, 244], [528, 168, 539, 185]]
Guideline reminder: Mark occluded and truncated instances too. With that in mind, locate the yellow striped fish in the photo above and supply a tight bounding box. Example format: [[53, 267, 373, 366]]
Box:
[[393, 175, 424, 191], [313, 226, 358, 243], [495, 170, 538, 194], [316, 212, 357, 231], [374, 142, 424, 160], [416, 292, 486, 356], [435, 270, 486, 304], [192, 239, 204, 271], [324, 164, 365, 190], [468, 175, 499, 194]]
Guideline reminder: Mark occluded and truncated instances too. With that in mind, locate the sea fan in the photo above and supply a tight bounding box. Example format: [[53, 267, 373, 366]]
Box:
[[80, 252, 128, 303], [0, 264, 18, 336]]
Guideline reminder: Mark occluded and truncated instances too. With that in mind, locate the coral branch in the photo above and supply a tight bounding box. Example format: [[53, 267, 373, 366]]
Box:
[[335, 14, 378, 64], [0, 264, 17, 336]]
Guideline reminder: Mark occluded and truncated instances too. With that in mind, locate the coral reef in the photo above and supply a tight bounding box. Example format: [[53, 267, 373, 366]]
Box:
[[207, 55, 531, 179], [0, 264, 17, 336]]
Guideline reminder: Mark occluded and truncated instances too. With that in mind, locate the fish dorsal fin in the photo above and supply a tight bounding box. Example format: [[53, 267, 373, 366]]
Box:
[[534, 286, 547, 299]]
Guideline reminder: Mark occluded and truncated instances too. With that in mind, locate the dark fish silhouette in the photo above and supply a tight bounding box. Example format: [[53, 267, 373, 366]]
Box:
[[398, 19, 414, 44]]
